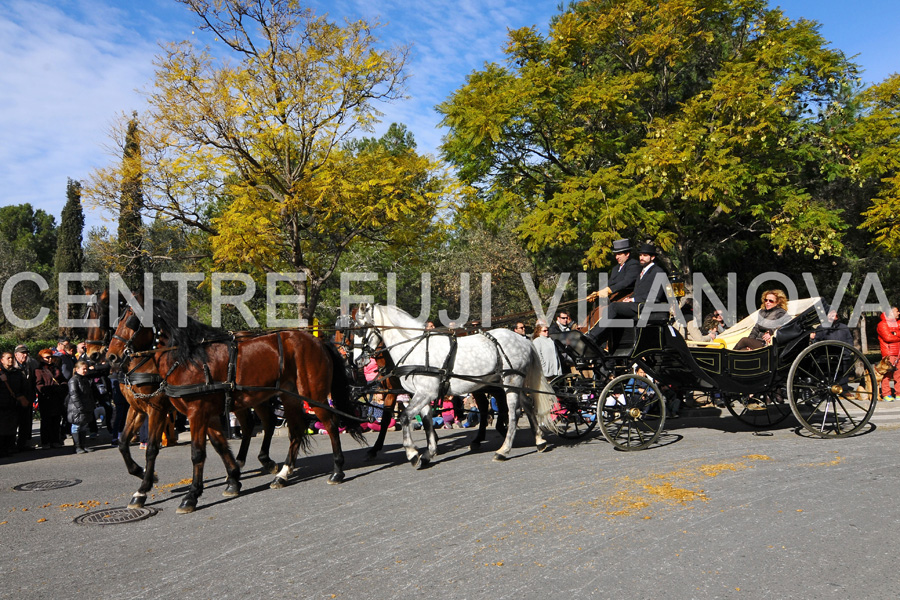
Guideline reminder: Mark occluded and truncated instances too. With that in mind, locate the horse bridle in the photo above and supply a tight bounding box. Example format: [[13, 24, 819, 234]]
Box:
[[111, 310, 162, 366]]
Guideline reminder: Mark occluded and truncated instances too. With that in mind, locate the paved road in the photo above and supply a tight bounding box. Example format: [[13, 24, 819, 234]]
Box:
[[2, 411, 900, 600]]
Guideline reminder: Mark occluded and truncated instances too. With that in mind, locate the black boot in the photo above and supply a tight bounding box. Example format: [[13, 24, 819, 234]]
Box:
[[74, 430, 93, 454], [72, 430, 86, 454]]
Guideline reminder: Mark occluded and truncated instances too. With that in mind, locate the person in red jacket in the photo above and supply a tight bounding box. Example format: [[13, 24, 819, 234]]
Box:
[[877, 306, 900, 401]]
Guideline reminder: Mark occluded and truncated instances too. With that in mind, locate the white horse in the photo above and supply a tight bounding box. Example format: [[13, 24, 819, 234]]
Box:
[[355, 304, 557, 466]]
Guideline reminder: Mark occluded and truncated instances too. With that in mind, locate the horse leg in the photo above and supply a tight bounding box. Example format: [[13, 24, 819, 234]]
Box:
[[255, 402, 278, 475], [311, 402, 348, 484], [419, 402, 438, 468], [128, 407, 167, 509], [494, 390, 509, 438], [366, 391, 396, 460], [119, 406, 146, 480], [401, 392, 431, 469], [271, 402, 307, 488], [522, 400, 548, 453], [207, 418, 242, 498], [494, 391, 520, 462], [176, 415, 206, 514], [233, 408, 252, 468], [469, 391, 489, 452]]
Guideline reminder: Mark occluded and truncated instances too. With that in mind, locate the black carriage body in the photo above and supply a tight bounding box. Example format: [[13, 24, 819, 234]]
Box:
[[553, 302, 823, 396], [548, 302, 876, 448]]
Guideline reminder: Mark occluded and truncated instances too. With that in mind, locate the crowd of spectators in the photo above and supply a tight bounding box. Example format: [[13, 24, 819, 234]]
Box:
[[0, 337, 117, 458]]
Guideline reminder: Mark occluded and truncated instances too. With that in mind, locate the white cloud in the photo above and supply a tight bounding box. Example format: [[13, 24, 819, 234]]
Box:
[[0, 0, 175, 229]]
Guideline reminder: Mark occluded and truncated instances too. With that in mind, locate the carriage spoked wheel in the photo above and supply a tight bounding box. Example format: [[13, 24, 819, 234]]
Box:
[[550, 373, 598, 439], [724, 386, 793, 428], [787, 341, 878, 438], [596, 374, 666, 451]]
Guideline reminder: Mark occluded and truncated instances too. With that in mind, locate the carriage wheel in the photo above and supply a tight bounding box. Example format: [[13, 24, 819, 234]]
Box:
[[724, 387, 793, 428], [550, 373, 598, 439], [596, 374, 665, 451], [787, 341, 877, 438]]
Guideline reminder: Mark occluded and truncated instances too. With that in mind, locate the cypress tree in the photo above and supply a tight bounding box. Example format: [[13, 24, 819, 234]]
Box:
[[118, 112, 145, 289], [54, 179, 85, 324]]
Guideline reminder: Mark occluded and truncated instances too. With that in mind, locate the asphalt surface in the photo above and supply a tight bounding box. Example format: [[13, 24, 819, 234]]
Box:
[[2, 407, 900, 600]]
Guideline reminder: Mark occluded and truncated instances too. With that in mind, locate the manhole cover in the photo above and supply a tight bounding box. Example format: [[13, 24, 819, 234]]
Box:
[[14, 479, 82, 491], [73, 507, 159, 526]]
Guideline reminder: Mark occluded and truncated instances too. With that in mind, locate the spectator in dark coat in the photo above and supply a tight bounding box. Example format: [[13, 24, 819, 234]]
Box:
[[1, 352, 27, 457], [12, 345, 38, 451], [67, 361, 96, 454], [54, 338, 75, 381], [35, 349, 68, 448]]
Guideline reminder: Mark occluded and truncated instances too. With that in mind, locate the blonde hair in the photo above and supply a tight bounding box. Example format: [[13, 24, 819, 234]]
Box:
[[532, 320, 548, 340], [760, 289, 788, 311]]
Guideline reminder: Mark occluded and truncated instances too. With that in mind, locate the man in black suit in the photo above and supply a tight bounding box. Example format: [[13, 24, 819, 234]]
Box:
[[586, 242, 670, 344], [547, 310, 573, 335], [588, 238, 641, 303]]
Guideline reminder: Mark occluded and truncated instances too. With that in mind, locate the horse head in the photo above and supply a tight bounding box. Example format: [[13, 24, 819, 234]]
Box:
[[85, 289, 138, 363], [106, 303, 156, 366]]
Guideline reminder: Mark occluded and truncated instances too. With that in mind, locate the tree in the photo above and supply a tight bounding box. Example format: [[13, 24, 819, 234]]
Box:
[[86, 0, 455, 320], [438, 0, 860, 286], [118, 112, 146, 289], [54, 179, 85, 309], [0, 203, 57, 274], [855, 74, 900, 254]]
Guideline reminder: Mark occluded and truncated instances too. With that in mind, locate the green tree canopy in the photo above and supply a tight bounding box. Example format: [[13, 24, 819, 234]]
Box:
[[0, 203, 57, 274], [438, 0, 861, 283]]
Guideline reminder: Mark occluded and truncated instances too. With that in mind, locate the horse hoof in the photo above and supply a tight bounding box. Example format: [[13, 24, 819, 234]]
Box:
[[223, 482, 241, 498], [416, 456, 430, 470], [270, 477, 287, 489], [237, 459, 246, 469], [327, 473, 345, 485], [469, 441, 481, 452], [365, 449, 378, 461], [176, 499, 197, 514], [152, 472, 159, 484], [492, 453, 509, 462], [536, 442, 548, 453], [262, 460, 279, 475], [127, 494, 146, 509], [409, 455, 420, 469]]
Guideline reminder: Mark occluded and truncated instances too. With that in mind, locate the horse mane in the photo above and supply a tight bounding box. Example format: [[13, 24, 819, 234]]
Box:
[[152, 298, 228, 366], [376, 305, 426, 340]]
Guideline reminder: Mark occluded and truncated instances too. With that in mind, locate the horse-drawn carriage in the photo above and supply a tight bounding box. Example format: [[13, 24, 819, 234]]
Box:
[[549, 298, 878, 450]]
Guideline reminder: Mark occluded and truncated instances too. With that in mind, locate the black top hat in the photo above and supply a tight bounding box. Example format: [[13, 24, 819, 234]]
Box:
[[611, 239, 631, 253], [638, 242, 658, 255]]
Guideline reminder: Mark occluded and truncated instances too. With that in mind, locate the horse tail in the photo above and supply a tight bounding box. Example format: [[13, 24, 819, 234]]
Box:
[[324, 342, 366, 445], [525, 346, 559, 434]]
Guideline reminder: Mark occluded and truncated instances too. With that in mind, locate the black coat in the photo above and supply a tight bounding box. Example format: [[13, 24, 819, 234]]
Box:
[[632, 262, 668, 305], [66, 374, 96, 427], [1, 367, 26, 436], [608, 257, 641, 298], [816, 321, 853, 345]]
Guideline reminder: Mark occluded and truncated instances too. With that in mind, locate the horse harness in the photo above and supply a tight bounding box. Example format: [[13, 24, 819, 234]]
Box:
[[362, 324, 527, 398], [118, 321, 361, 422]]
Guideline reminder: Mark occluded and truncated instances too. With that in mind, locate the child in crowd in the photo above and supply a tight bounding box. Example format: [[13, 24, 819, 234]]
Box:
[[66, 361, 96, 454]]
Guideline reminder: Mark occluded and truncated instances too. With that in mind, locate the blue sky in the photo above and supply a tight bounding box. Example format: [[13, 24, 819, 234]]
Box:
[[0, 0, 897, 234]]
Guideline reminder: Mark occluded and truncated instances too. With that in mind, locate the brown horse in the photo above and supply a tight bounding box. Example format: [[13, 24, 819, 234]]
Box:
[[84, 292, 279, 510], [106, 298, 362, 513]]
